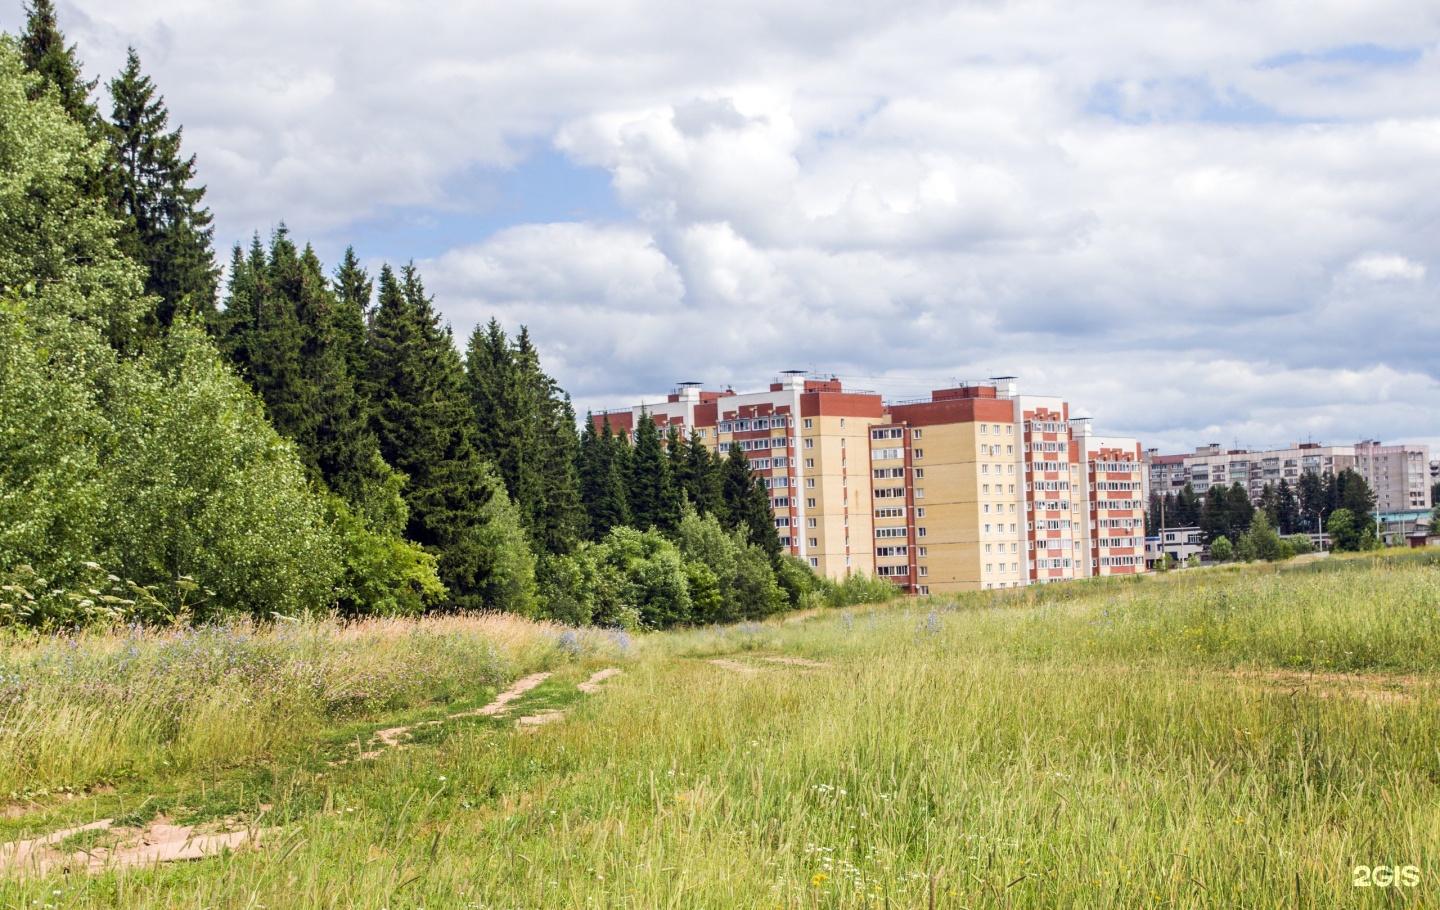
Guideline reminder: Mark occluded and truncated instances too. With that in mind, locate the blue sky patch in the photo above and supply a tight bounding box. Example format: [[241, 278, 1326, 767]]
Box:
[[1260, 43, 1426, 69], [1085, 77, 1298, 125], [331, 147, 625, 264]]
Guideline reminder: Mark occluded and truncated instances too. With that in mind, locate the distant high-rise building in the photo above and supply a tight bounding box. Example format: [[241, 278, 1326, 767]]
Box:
[[596, 374, 1146, 593]]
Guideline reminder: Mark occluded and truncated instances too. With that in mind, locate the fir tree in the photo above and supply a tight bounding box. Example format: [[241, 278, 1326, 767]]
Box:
[[107, 48, 217, 331], [722, 444, 781, 557], [366, 264, 534, 611], [683, 428, 725, 518], [19, 0, 98, 126], [580, 416, 631, 537], [331, 247, 372, 380], [629, 411, 680, 531], [1275, 478, 1301, 535], [210, 230, 397, 524], [464, 320, 583, 554], [1336, 469, 1377, 527], [1176, 482, 1203, 526], [1298, 470, 1326, 532]]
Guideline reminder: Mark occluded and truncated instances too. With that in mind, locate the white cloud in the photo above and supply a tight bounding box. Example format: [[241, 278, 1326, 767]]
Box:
[[1349, 253, 1427, 282], [16, 0, 1440, 452]]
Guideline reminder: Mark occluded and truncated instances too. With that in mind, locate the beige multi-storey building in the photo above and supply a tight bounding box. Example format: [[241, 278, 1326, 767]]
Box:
[[596, 374, 1146, 593]]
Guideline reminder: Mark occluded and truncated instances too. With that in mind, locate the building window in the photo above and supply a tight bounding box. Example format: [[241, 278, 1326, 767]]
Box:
[[918, 585, 930, 595], [804, 438, 814, 449], [919, 566, 929, 577], [918, 547, 927, 557], [806, 478, 816, 489], [917, 527, 927, 537], [912, 429, 923, 439], [808, 537, 818, 548], [840, 419, 846, 428], [914, 448, 924, 459], [805, 458, 814, 468], [806, 498, 816, 509], [915, 488, 924, 499], [804, 418, 813, 429], [1006, 426, 1013, 435], [914, 468, 924, 479], [809, 557, 819, 568], [806, 517, 818, 529], [915, 507, 925, 518]]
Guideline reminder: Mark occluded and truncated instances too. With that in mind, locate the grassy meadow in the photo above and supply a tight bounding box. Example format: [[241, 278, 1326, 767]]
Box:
[[2, 551, 1439, 907]]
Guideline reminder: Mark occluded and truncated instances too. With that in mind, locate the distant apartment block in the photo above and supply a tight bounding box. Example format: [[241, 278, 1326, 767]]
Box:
[[1145, 440, 1431, 513], [595, 374, 1146, 594]]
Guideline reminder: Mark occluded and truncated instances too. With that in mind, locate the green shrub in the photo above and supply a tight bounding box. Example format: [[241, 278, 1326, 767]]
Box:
[[825, 571, 903, 607]]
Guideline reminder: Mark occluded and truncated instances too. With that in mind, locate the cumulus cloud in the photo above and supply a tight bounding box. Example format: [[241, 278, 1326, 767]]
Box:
[[14, 0, 1440, 451]]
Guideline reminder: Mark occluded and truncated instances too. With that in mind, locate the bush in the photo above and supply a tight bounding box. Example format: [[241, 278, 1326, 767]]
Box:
[[1209, 537, 1234, 562], [824, 572, 904, 608]]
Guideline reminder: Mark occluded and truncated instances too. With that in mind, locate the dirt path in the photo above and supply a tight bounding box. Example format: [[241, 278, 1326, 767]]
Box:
[[761, 656, 829, 668], [0, 816, 271, 877], [354, 671, 554, 759], [1, 667, 631, 875], [578, 668, 624, 693], [1230, 669, 1426, 704], [709, 659, 762, 673]]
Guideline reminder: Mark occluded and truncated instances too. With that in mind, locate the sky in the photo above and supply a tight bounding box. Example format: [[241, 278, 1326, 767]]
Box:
[[8, 0, 1439, 455]]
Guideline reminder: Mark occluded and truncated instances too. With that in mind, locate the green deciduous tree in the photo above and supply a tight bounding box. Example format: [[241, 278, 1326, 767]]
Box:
[[0, 38, 145, 348]]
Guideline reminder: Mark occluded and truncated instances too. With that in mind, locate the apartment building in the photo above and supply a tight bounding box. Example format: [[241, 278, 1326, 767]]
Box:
[[1354, 440, 1432, 513], [1074, 420, 1147, 578], [596, 374, 1146, 593], [1145, 441, 1431, 513], [596, 373, 885, 574]]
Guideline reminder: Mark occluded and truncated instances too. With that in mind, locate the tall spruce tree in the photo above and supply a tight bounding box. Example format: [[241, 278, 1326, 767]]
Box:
[[683, 428, 725, 518], [628, 412, 680, 531], [579, 415, 631, 537], [722, 444, 781, 557], [1275, 478, 1301, 535], [19, 1, 97, 126], [331, 247, 372, 380], [464, 320, 583, 554], [366, 264, 533, 611], [210, 230, 397, 524], [106, 48, 217, 331], [1298, 470, 1326, 532], [1176, 482, 1203, 526]]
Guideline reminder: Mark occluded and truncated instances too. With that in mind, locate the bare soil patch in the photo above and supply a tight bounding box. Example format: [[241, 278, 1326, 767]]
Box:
[[761, 656, 829, 668], [578, 668, 623, 693], [709, 659, 762, 673], [0, 815, 271, 876], [1230, 669, 1430, 704]]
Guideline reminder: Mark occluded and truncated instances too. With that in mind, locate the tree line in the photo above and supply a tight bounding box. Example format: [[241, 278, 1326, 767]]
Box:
[[0, 3, 883, 629], [1148, 469, 1380, 559]]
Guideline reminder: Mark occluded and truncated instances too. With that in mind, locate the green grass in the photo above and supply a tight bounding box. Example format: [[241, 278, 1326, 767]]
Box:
[[2, 552, 1439, 907]]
